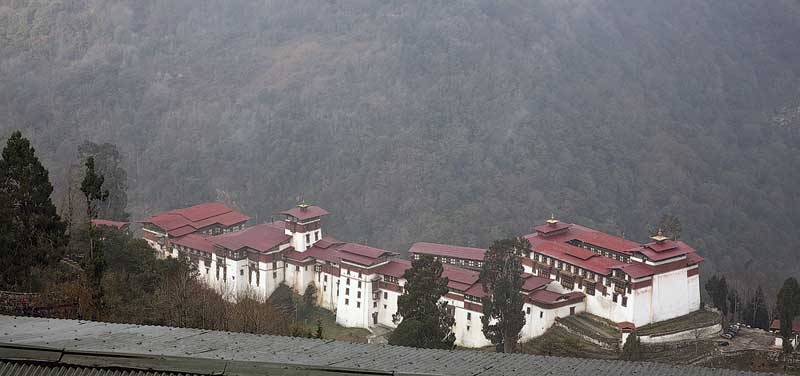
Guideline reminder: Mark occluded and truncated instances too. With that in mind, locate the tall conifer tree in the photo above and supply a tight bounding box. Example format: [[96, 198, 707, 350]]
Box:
[[78, 142, 129, 221], [776, 277, 800, 354], [80, 156, 109, 320], [389, 254, 455, 349], [0, 131, 67, 290], [480, 237, 528, 353]]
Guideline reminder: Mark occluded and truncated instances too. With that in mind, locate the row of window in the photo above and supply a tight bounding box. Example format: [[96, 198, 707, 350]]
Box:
[[413, 254, 484, 269], [565, 239, 630, 262]]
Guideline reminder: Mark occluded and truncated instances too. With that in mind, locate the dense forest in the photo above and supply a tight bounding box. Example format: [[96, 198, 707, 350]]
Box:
[[2, 0, 800, 293]]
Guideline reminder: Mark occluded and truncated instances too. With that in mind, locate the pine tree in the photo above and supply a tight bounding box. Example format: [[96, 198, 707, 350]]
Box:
[[0, 131, 67, 290], [315, 319, 323, 339], [621, 332, 643, 361], [727, 289, 740, 322], [776, 277, 800, 355], [388, 254, 455, 349], [480, 237, 528, 353], [80, 156, 109, 320], [302, 283, 318, 318], [743, 286, 770, 329], [704, 274, 728, 316], [78, 142, 129, 221]]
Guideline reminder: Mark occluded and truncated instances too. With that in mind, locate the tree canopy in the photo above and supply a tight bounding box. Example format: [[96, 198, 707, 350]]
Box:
[[0, 131, 67, 290], [775, 277, 800, 354], [742, 286, 771, 329], [389, 254, 455, 349], [480, 237, 528, 353], [705, 275, 728, 316], [78, 142, 129, 221]]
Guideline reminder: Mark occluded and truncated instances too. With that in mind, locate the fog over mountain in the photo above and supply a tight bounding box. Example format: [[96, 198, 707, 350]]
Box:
[[2, 0, 800, 292]]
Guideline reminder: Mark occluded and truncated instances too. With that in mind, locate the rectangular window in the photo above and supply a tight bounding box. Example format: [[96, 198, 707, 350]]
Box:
[[613, 294, 618, 303], [357, 291, 361, 299], [273, 271, 277, 279], [305, 233, 310, 243], [384, 304, 387, 309], [357, 302, 361, 308], [346, 288, 350, 296], [272, 262, 277, 269], [540, 311, 543, 318], [316, 231, 320, 241], [383, 292, 388, 299], [526, 307, 531, 314], [622, 296, 628, 307], [346, 279, 350, 286], [323, 286, 327, 292], [467, 312, 471, 320], [324, 275, 328, 282], [467, 326, 470, 332], [373, 302, 377, 308], [239, 269, 244, 276], [345, 299, 349, 305], [295, 265, 299, 271], [358, 281, 362, 288]]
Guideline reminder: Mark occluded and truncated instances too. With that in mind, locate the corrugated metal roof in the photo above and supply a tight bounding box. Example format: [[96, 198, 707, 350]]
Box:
[[0, 360, 195, 376], [0, 315, 774, 376]]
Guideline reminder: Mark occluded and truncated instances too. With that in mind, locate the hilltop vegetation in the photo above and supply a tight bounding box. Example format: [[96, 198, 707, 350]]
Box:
[[2, 0, 800, 292]]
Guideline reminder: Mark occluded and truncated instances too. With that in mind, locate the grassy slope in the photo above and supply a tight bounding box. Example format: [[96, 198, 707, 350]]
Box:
[[298, 307, 371, 343], [636, 310, 721, 336]]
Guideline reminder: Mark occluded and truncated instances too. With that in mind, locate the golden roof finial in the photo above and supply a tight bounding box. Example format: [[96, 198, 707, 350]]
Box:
[[298, 199, 309, 210], [546, 213, 559, 225], [650, 228, 668, 243]]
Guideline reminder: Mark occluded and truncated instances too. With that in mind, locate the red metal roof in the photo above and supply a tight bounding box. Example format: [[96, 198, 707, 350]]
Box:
[[409, 242, 486, 261], [302, 245, 343, 264], [315, 236, 344, 249], [171, 234, 215, 253], [563, 246, 596, 260], [303, 241, 392, 267], [209, 222, 289, 252], [533, 222, 571, 234], [139, 202, 250, 236], [633, 240, 694, 262], [192, 210, 250, 228], [568, 230, 640, 254], [375, 259, 412, 278], [141, 213, 191, 231], [283, 248, 311, 261], [528, 289, 584, 307], [91, 219, 129, 230], [340, 243, 391, 259], [616, 263, 654, 279], [521, 275, 551, 292], [169, 225, 197, 238], [528, 222, 639, 254], [526, 237, 625, 275], [170, 202, 232, 222], [464, 282, 489, 298], [770, 319, 800, 333], [281, 205, 329, 221]]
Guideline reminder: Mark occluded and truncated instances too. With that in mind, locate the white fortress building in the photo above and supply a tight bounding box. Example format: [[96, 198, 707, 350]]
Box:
[[137, 202, 703, 348]]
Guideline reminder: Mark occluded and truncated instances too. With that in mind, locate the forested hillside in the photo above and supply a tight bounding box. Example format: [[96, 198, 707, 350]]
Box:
[[2, 0, 800, 292]]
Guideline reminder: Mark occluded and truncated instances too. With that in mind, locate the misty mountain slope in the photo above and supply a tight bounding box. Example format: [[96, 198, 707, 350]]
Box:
[[2, 0, 800, 290]]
